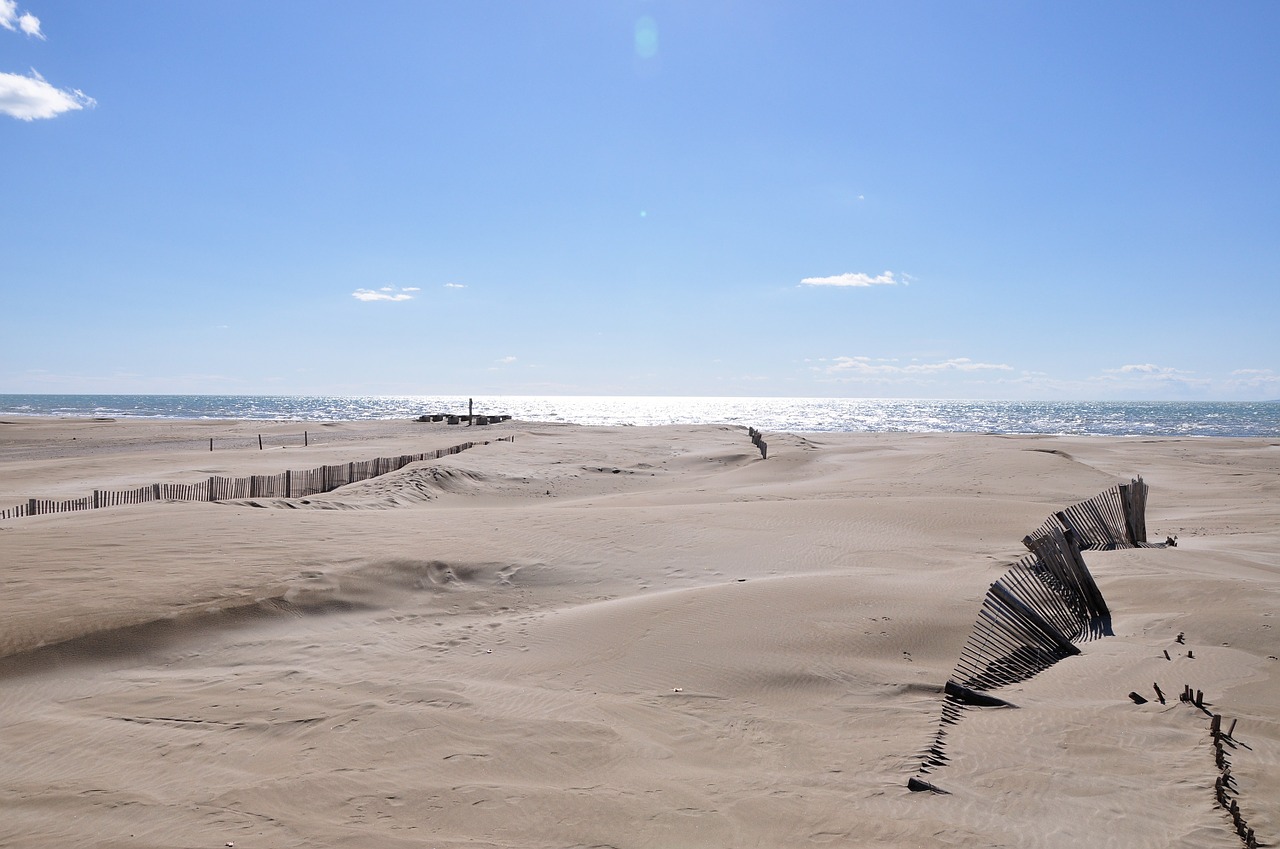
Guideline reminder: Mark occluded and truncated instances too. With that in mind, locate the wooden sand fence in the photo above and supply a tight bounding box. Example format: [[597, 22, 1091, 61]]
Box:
[[911, 477, 1156, 792], [0, 437, 514, 520]]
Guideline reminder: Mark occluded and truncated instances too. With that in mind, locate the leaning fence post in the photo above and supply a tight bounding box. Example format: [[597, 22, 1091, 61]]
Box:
[[258, 434, 263, 450]]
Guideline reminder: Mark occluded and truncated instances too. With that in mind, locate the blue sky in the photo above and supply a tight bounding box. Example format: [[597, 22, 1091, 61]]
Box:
[[2, 2, 1277, 400]]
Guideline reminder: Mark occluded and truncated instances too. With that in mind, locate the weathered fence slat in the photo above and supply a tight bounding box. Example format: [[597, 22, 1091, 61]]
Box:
[[914, 476, 1157, 792], [1, 439, 494, 521]]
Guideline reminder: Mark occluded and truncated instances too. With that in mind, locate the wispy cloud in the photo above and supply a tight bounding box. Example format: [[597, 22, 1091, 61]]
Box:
[[1227, 368, 1280, 391], [352, 286, 416, 302], [2, 7, 93, 121], [1101, 363, 1203, 382], [818, 356, 1012, 376], [497, 356, 517, 364], [1108, 363, 1170, 375], [1, 0, 42, 38], [1095, 363, 1211, 392], [800, 270, 904, 288], [0, 69, 94, 120], [444, 282, 466, 289]]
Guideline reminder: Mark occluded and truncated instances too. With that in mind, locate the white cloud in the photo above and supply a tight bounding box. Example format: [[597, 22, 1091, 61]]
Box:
[[1, 1, 42, 38], [1095, 363, 1211, 392], [0, 69, 94, 120], [497, 356, 517, 364], [800, 270, 903, 288], [352, 286, 416, 302], [18, 11, 39, 37], [1102, 363, 1200, 381], [1110, 363, 1166, 374], [820, 356, 1013, 376], [444, 282, 466, 289], [1227, 368, 1280, 391]]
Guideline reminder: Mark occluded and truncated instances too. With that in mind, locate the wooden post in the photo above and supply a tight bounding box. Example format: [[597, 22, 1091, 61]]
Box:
[[285, 470, 292, 498], [93, 490, 100, 509], [209, 477, 216, 502], [152, 484, 161, 501], [258, 434, 263, 450], [1153, 683, 1165, 704], [1227, 718, 1238, 738], [210, 437, 214, 452], [304, 430, 308, 447], [469, 397, 473, 426], [28, 498, 36, 516]]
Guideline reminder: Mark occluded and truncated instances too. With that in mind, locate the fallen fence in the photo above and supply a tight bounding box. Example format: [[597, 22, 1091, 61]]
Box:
[[0, 437, 515, 520], [911, 476, 1159, 793]]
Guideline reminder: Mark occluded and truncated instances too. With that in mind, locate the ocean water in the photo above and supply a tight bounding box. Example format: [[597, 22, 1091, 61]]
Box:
[[1, 395, 1277, 437]]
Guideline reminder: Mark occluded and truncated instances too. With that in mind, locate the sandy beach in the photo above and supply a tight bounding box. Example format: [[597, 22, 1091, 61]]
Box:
[[1, 416, 1277, 848]]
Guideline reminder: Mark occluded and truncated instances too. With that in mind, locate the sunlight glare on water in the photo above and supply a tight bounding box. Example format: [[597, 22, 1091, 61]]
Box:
[[0, 395, 1277, 437]]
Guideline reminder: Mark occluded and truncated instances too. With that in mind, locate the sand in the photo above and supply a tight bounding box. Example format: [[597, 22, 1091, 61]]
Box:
[[1, 416, 1277, 848]]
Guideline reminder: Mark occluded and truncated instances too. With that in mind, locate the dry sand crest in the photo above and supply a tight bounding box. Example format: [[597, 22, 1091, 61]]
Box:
[[1, 417, 1277, 848]]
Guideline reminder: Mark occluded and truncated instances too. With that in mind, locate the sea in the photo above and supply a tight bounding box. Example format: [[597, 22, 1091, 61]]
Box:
[[1, 395, 1277, 438]]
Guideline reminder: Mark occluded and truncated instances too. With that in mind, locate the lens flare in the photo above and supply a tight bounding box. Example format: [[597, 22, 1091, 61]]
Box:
[[634, 16, 658, 59]]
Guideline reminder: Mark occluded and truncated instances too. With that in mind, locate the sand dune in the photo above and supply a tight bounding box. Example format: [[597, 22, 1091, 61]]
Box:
[[1, 418, 1276, 847]]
